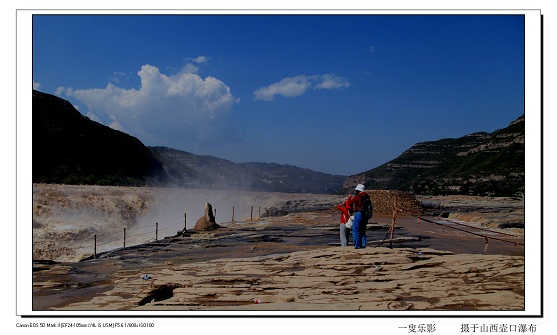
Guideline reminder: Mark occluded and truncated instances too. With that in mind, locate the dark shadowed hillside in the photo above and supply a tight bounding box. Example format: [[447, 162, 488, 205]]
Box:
[[149, 146, 345, 194], [343, 115, 525, 197], [32, 90, 345, 193], [32, 90, 167, 186], [33, 90, 523, 196]]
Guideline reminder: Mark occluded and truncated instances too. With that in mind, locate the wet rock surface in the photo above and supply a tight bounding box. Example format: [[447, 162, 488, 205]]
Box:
[[417, 195, 525, 231], [31, 185, 525, 312], [33, 212, 525, 312]]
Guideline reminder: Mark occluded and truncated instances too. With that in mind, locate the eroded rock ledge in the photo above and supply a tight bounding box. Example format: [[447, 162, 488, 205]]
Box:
[[54, 246, 524, 311]]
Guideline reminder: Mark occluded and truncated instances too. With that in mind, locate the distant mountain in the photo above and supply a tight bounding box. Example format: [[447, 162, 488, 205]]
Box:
[[35, 89, 523, 196], [343, 115, 525, 197], [32, 90, 167, 186], [32, 90, 345, 193], [149, 146, 346, 194]]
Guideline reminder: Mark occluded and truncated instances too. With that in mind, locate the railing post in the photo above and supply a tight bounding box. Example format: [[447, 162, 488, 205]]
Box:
[[390, 196, 398, 249]]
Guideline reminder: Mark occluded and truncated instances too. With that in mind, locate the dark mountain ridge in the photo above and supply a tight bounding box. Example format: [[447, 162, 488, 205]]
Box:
[[32, 89, 524, 196], [32, 90, 167, 186], [343, 115, 525, 197], [149, 146, 345, 194], [32, 90, 344, 193]]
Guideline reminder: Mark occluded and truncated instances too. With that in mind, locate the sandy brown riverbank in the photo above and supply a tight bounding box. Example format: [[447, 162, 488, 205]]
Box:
[[32, 184, 525, 263], [32, 216, 524, 311], [49, 246, 524, 312], [31, 184, 525, 312]]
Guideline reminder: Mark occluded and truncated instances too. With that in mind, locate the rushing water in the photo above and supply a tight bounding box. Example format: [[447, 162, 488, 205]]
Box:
[[31, 184, 344, 262]]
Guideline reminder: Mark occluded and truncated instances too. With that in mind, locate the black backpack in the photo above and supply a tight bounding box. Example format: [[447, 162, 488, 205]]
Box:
[[356, 192, 373, 220]]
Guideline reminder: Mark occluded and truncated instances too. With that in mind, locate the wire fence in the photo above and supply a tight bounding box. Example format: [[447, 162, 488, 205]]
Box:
[[34, 199, 525, 260], [93, 216, 184, 249], [415, 216, 525, 249], [33, 205, 268, 260], [369, 196, 524, 253]]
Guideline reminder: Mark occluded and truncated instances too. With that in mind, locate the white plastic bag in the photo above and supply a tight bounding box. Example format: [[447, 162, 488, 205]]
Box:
[[345, 215, 354, 229]]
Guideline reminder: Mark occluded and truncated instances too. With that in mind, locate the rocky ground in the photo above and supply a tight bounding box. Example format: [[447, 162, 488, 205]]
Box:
[[47, 246, 525, 311], [30, 184, 525, 313], [417, 194, 525, 233]]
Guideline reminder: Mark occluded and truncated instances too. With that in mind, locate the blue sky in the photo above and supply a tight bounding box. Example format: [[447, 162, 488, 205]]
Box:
[[32, 14, 525, 176]]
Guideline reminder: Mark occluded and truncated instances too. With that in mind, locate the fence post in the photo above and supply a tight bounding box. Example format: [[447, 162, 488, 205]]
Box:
[[232, 207, 235, 222], [156, 222, 159, 241], [124, 227, 126, 249], [390, 196, 398, 249], [251, 206, 253, 220], [184, 212, 187, 230], [94, 234, 97, 259]]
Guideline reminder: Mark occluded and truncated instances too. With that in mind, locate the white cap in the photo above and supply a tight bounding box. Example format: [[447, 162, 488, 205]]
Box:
[[355, 184, 365, 192]]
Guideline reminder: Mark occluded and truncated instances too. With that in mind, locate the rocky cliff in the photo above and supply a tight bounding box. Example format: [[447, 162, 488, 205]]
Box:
[[32, 90, 344, 193], [32, 90, 168, 186], [343, 115, 525, 197]]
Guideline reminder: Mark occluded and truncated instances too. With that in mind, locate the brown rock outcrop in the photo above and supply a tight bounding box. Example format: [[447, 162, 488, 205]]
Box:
[[367, 190, 422, 216], [193, 202, 220, 231]]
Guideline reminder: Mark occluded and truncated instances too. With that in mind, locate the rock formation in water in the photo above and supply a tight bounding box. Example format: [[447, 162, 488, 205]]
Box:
[[193, 202, 220, 231]]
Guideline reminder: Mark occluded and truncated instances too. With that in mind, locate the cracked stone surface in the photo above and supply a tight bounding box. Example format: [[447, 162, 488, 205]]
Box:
[[47, 246, 524, 311], [33, 212, 524, 312]]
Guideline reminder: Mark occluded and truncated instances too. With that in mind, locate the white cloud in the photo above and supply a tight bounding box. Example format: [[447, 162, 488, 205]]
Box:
[[108, 119, 126, 132], [254, 74, 350, 101], [181, 63, 199, 74], [253, 75, 311, 101], [60, 63, 236, 147], [85, 112, 101, 122], [192, 56, 208, 64], [312, 74, 351, 90], [56, 86, 73, 96], [110, 71, 129, 84], [33, 81, 41, 90]]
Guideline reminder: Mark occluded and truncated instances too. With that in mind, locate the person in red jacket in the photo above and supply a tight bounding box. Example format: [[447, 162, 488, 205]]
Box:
[[336, 195, 353, 246], [346, 184, 371, 249]]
